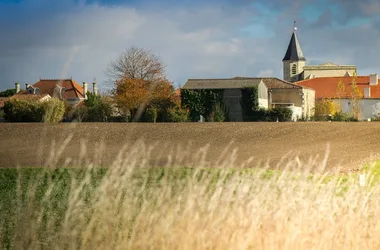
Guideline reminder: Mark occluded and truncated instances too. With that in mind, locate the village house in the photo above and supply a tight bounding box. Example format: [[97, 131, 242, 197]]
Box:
[[10, 78, 98, 106], [182, 77, 315, 121], [296, 74, 380, 120]]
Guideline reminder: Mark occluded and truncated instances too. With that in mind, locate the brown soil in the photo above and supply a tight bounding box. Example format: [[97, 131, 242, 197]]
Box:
[[0, 122, 379, 171]]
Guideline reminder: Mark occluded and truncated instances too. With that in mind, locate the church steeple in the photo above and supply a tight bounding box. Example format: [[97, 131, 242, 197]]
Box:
[[282, 21, 306, 82], [283, 22, 306, 61]]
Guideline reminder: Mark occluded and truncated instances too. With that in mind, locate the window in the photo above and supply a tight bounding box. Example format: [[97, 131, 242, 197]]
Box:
[[291, 64, 297, 75]]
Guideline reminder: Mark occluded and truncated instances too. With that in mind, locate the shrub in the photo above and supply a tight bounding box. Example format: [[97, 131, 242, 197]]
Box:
[[86, 102, 113, 122], [0, 89, 17, 97], [166, 106, 189, 122], [71, 105, 88, 122], [248, 108, 269, 122], [269, 107, 293, 122], [84, 93, 113, 122], [208, 103, 228, 122], [143, 106, 159, 123], [245, 107, 293, 122], [3, 98, 64, 123], [70, 93, 113, 122], [41, 98, 65, 123], [314, 99, 340, 120]]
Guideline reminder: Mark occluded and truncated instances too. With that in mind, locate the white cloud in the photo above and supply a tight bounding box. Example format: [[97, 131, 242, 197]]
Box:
[[0, 2, 263, 91], [3, 0, 380, 93], [258, 69, 275, 77]]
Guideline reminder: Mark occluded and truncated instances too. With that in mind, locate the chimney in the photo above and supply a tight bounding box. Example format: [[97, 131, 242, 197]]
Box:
[[370, 74, 378, 86], [93, 81, 98, 95], [15, 82, 20, 93], [83, 82, 88, 99], [25, 83, 30, 89], [364, 87, 371, 98]]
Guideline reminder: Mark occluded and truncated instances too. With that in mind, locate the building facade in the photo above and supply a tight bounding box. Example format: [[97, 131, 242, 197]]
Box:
[[182, 77, 315, 121], [296, 74, 380, 120]]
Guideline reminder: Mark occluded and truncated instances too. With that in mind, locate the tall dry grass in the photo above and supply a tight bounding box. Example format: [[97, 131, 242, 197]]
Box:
[[3, 140, 380, 250]]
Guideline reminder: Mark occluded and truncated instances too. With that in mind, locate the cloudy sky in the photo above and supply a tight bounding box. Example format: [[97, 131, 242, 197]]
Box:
[[1, 0, 380, 92]]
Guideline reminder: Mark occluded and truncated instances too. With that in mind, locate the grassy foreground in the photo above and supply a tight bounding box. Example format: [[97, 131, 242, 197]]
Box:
[[1, 158, 380, 249]]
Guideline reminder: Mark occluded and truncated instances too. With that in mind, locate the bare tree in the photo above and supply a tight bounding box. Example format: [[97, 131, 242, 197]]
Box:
[[105, 46, 166, 84]]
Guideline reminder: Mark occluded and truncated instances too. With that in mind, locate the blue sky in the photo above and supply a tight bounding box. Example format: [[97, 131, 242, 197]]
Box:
[[1, 0, 380, 92]]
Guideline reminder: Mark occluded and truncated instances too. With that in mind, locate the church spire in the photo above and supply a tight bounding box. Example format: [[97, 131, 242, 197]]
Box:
[[282, 21, 306, 61]]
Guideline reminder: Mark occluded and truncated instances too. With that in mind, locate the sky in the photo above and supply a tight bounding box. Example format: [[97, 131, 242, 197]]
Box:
[[1, 0, 380, 93]]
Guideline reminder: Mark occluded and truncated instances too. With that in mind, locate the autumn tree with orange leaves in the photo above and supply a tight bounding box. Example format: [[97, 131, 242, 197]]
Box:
[[107, 46, 187, 122]]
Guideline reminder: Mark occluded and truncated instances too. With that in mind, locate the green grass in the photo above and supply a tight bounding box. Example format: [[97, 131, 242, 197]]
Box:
[[1, 164, 380, 249]]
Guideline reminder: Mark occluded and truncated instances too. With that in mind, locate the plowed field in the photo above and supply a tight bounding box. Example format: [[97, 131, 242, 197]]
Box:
[[1, 122, 379, 171]]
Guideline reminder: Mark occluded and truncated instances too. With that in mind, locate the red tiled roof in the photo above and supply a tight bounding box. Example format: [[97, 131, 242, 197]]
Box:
[[0, 97, 9, 108], [296, 76, 380, 99], [11, 94, 50, 101], [18, 79, 85, 99]]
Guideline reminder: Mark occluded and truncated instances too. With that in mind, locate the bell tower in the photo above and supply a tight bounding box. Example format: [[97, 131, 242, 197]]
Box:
[[282, 21, 306, 82]]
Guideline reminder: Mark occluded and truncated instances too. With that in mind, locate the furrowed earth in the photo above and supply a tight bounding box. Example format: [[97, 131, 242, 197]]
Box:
[[0, 122, 379, 171]]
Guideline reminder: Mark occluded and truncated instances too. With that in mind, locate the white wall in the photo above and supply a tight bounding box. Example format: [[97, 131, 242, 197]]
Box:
[[288, 106, 303, 121], [258, 98, 268, 109], [337, 99, 380, 120]]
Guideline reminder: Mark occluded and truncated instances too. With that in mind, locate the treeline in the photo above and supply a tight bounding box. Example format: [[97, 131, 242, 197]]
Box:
[[1, 46, 293, 123]]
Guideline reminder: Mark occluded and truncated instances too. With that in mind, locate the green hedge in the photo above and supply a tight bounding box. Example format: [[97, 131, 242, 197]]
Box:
[[165, 106, 189, 122], [244, 107, 293, 122], [3, 98, 65, 123]]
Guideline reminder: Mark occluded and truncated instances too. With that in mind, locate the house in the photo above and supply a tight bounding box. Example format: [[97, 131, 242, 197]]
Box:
[[296, 74, 380, 120], [182, 77, 315, 121], [282, 26, 357, 82], [10, 79, 98, 106]]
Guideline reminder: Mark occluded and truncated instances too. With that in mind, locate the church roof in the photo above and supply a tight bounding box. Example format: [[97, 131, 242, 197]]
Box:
[[283, 31, 306, 61]]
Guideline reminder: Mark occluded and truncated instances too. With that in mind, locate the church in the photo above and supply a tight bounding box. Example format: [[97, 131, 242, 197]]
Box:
[[282, 27, 357, 82]]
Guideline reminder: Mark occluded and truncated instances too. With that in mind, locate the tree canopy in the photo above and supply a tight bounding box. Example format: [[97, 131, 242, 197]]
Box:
[[106, 46, 186, 122]]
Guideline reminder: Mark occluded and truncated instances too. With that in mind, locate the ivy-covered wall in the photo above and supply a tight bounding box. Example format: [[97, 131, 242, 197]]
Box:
[[181, 89, 226, 121], [181, 86, 292, 122], [240, 86, 259, 121]]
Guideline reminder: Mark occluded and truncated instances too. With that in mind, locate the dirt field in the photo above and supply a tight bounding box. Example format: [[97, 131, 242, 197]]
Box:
[[0, 122, 379, 171]]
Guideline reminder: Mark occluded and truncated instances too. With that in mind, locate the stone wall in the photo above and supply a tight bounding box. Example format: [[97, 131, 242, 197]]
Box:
[[283, 60, 306, 82], [303, 67, 356, 79]]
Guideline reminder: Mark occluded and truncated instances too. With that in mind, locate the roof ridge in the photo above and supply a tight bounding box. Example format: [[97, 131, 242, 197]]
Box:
[[296, 75, 372, 84], [189, 77, 288, 81], [40, 78, 73, 81]]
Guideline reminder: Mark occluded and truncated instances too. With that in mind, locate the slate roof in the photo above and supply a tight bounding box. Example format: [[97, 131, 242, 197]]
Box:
[[296, 76, 380, 99], [233, 77, 305, 89], [182, 78, 263, 89], [283, 31, 306, 61], [182, 77, 309, 90]]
